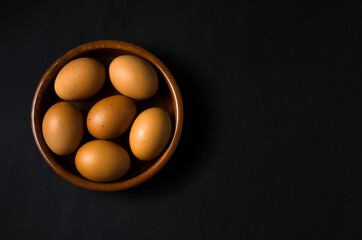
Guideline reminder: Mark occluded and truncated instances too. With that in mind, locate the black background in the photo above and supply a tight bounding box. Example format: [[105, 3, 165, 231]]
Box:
[[1, 1, 362, 239]]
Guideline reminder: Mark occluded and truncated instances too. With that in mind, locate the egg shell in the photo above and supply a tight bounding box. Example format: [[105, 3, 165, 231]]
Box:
[[42, 102, 84, 156], [87, 95, 137, 139], [54, 57, 106, 100], [109, 55, 158, 100], [75, 140, 131, 182], [129, 107, 172, 161]]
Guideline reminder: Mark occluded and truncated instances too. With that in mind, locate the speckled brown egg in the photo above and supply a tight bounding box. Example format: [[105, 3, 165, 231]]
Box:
[[87, 95, 136, 139], [109, 55, 158, 100], [129, 107, 172, 161], [54, 57, 106, 100], [75, 140, 131, 182], [42, 102, 84, 156]]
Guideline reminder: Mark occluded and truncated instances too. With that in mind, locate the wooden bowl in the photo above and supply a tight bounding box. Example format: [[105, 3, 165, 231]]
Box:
[[31, 40, 183, 191]]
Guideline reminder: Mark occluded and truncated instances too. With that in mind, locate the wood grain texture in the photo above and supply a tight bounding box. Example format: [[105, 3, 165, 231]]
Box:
[[31, 40, 183, 191]]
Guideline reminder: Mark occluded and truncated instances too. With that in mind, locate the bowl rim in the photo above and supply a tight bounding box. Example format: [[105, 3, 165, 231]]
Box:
[[31, 40, 183, 191]]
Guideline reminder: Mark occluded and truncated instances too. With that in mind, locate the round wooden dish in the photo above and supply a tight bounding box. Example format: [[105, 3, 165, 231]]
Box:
[[31, 40, 183, 191]]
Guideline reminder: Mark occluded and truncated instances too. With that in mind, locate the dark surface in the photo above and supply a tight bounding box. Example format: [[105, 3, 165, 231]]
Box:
[[1, 1, 362, 239]]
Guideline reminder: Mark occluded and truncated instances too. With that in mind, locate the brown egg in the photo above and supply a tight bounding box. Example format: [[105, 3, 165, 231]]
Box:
[[109, 55, 158, 100], [129, 107, 172, 161], [87, 95, 136, 139], [42, 102, 84, 156], [75, 140, 131, 182], [54, 57, 106, 100]]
